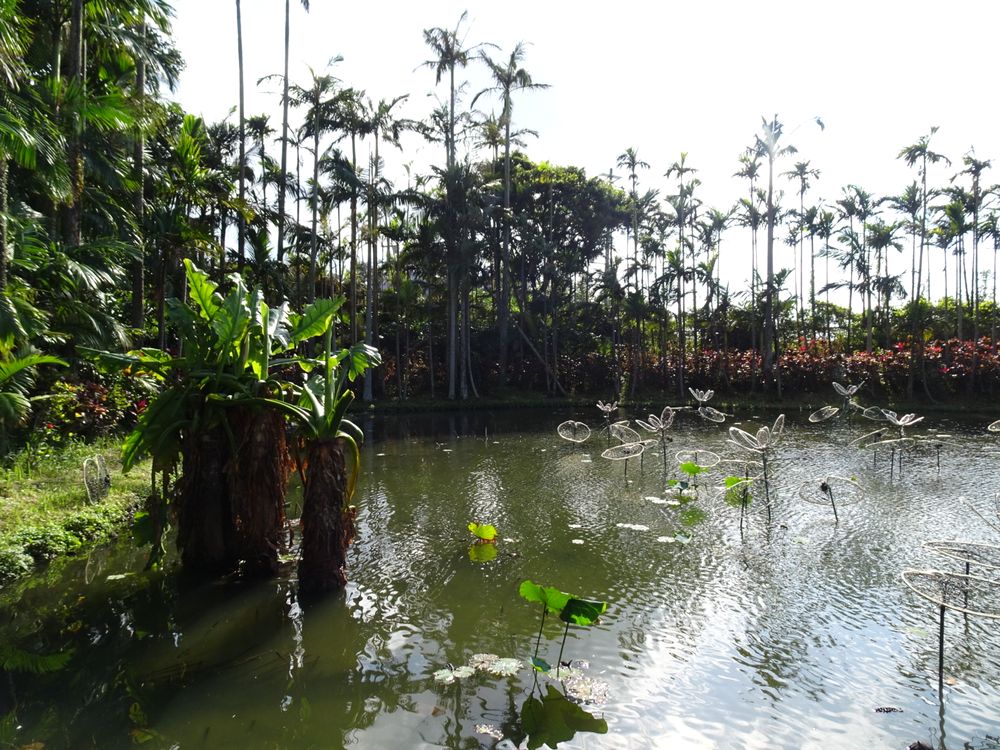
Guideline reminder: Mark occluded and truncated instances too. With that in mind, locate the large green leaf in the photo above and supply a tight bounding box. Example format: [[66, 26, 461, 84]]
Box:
[[468, 522, 498, 541], [519, 580, 573, 615], [183, 259, 221, 321], [0, 390, 30, 424], [288, 297, 342, 346], [0, 353, 66, 389], [559, 598, 607, 627], [211, 286, 251, 358]]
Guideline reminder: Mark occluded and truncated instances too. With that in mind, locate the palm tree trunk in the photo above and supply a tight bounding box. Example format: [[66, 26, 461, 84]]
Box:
[[131, 22, 146, 328], [236, 0, 246, 271], [298, 438, 355, 594], [277, 0, 291, 263], [0, 159, 8, 291], [64, 0, 84, 247]]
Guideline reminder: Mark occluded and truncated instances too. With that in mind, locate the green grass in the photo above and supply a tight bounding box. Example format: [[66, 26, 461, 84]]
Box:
[[0, 437, 150, 586]]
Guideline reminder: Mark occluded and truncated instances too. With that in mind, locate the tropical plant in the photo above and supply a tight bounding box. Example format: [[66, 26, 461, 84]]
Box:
[[290, 324, 380, 594], [95, 260, 341, 575]]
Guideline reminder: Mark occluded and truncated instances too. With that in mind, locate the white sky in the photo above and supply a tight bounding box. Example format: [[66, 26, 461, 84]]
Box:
[[169, 0, 1000, 300]]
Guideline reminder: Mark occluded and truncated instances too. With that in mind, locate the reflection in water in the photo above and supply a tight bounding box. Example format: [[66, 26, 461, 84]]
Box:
[[1, 410, 999, 748]]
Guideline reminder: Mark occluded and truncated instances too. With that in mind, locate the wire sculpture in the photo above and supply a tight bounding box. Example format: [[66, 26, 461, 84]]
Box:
[[901, 569, 1000, 695], [557, 421, 592, 443], [83, 455, 111, 503], [797, 475, 862, 523]]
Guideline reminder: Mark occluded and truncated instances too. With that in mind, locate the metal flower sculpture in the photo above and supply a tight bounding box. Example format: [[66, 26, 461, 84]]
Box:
[[636, 407, 676, 481], [809, 380, 866, 423], [689, 387, 726, 423], [596, 400, 619, 443], [728, 414, 785, 515]]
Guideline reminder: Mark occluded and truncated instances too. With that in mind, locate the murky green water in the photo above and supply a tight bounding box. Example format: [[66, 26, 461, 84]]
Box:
[[3, 408, 1000, 749]]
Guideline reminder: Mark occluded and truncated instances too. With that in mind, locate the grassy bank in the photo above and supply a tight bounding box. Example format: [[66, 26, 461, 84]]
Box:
[[0, 438, 150, 586]]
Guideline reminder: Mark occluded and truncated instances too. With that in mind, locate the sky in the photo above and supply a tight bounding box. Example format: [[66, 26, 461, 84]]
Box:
[[168, 0, 1000, 299]]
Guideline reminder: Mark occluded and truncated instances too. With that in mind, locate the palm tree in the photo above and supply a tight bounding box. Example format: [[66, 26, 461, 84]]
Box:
[[235, 0, 247, 271], [288, 63, 343, 303], [866, 219, 904, 346], [957, 152, 990, 391], [362, 95, 407, 401], [898, 128, 950, 396], [473, 42, 548, 385], [816, 208, 836, 343], [754, 116, 796, 383], [734, 149, 762, 356], [277, 0, 310, 264], [783, 160, 820, 340]]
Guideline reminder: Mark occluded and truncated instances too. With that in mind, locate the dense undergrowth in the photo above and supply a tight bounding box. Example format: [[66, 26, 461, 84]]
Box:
[[0, 438, 150, 586]]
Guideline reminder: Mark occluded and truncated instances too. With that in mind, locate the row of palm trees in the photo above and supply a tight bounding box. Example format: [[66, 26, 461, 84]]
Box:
[[3, 3, 1000, 416]]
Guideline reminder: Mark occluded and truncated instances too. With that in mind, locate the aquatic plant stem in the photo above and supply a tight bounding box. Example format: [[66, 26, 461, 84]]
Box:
[[533, 606, 547, 662], [827, 486, 838, 523], [556, 622, 570, 678], [938, 603, 945, 697]]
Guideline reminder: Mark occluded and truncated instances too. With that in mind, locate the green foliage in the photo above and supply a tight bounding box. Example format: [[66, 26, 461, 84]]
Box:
[[0, 643, 73, 674], [519, 579, 572, 615], [467, 521, 497, 542], [679, 461, 706, 479], [559, 597, 607, 627]]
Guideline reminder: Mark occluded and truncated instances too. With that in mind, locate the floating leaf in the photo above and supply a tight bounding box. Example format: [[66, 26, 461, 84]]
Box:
[[468, 653, 500, 672], [475, 724, 504, 740], [468, 522, 497, 542], [489, 658, 523, 677], [615, 523, 649, 531], [560, 598, 607, 626], [989, 419, 1000, 433], [562, 673, 611, 705]]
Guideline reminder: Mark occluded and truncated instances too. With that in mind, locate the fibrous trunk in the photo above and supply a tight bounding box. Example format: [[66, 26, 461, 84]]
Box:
[[227, 407, 291, 576], [298, 439, 355, 595], [176, 426, 237, 574]]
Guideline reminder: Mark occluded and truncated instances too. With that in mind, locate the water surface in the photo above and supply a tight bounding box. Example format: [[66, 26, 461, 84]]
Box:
[[3, 408, 1000, 749]]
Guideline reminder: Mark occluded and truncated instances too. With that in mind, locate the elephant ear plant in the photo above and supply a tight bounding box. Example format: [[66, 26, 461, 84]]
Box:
[[287, 327, 380, 595], [86, 260, 345, 577]]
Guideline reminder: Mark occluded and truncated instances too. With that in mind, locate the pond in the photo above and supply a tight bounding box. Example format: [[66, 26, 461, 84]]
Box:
[[3, 407, 1000, 749]]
